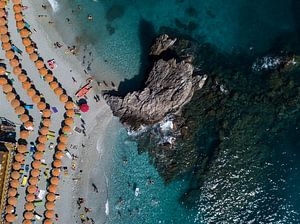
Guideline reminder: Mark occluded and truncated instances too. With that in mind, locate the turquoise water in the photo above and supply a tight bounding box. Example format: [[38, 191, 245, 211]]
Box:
[[53, 0, 300, 223]]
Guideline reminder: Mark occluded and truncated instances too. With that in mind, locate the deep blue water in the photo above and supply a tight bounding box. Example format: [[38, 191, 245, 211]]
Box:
[[53, 0, 300, 223]]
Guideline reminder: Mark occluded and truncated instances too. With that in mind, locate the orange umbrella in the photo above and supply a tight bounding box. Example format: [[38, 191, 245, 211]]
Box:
[[50, 177, 59, 185], [37, 101, 46, 111], [46, 193, 56, 202], [49, 81, 59, 90], [6, 205, 14, 214], [35, 60, 44, 69], [44, 74, 54, 82], [36, 143, 45, 152], [0, 17, 6, 26], [0, 9, 5, 17], [59, 94, 68, 103], [24, 121, 34, 130], [29, 52, 38, 62], [7, 197, 17, 206], [13, 66, 22, 75], [33, 151, 43, 160], [23, 220, 32, 224], [10, 179, 19, 188], [39, 126, 48, 135], [27, 185, 37, 194], [27, 88, 36, 97], [22, 81, 32, 90], [62, 125, 71, 134], [10, 58, 19, 67], [24, 211, 34, 220], [20, 130, 30, 139], [12, 162, 21, 170], [17, 144, 27, 153], [39, 67, 48, 76], [15, 153, 24, 162], [25, 46, 35, 54], [42, 109, 52, 118], [55, 151, 64, 160], [11, 171, 20, 180], [16, 20, 25, 29], [5, 213, 17, 222], [20, 114, 29, 122], [22, 38, 31, 47], [38, 135, 47, 143], [24, 202, 35, 211], [0, 2, 6, 8], [11, 98, 20, 108], [6, 92, 16, 102], [8, 188, 17, 197], [26, 194, 35, 202], [15, 106, 25, 115], [2, 42, 11, 51], [32, 160, 41, 169], [44, 219, 53, 224], [48, 184, 57, 193], [51, 168, 60, 177], [42, 118, 51, 127], [54, 87, 63, 96], [45, 210, 54, 219], [5, 50, 14, 60], [12, 0, 22, 4], [3, 84, 13, 93], [30, 169, 40, 177], [57, 142, 66, 151], [59, 135, 68, 143], [0, 25, 8, 34], [45, 201, 55, 210], [20, 29, 31, 38], [53, 159, 62, 168], [0, 65, 5, 75], [13, 4, 22, 13], [65, 101, 75, 110], [32, 94, 41, 103], [18, 74, 27, 82], [28, 177, 38, 185], [0, 77, 7, 85], [1, 34, 9, 43], [15, 13, 23, 21], [7, 197, 18, 208]]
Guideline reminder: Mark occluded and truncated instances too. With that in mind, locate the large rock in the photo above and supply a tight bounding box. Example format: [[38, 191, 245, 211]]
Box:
[[150, 34, 177, 55], [105, 58, 207, 129]]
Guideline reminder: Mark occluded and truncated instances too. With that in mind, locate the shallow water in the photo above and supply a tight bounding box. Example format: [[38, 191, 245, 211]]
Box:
[[52, 0, 300, 223]]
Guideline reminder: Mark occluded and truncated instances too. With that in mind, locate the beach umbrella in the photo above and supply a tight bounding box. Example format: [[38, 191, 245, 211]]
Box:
[[62, 125, 71, 134], [16, 20, 25, 29], [12, 0, 22, 4], [25, 46, 35, 54], [0, 66, 5, 75], [6, 92, 16, 102], [44, 74, 54, 82], [1, 34, 9, 43], [26, 194, 35, 202], [36, 143, 45, 152], [23, 220, 32, 224], [10, 179, 20, 188], [58, 135, 68, 143], [27, 88, 36, 97], [59, 94, 68, 103], [46, 193, 56, 202], [13, 66, 22, 75], [42, 118, 51, 127], [0, 77, 7, 85], [5, 50, 14, 60], [8, 196, 17, 206], [35, 60, 44, 69], [24, 202, 35, 211], [11, 171, 20, 180], [48, 184, 57, 193], [29, 52, 38, 62], [10, 58, 20, 67], [0, 9, 5, 17], [20, 130, 30, 139], [24, 121, 34, 130], [17, 144, 27, 153], [53, 159, 62, 168], [45, 201, 55, 210], [15, 13, 23, 22], [2, 42, 11, 51], [8, 188, 17, 197], [6, 205, 14, 214], [42, 109, 52, 118], [39, 67, 48, 76], [20, 114, 29, 123], [12, 162, 21, 170], [0, 1, 6, 8], [28, 177, 38, 185], [45, 210, 55, 219], [50, 177, 59, 185], [37, 101, 46, 111], [66, 109, 75, 118], [57, 142, 66, 151], [51, 168, 60, 177], [55, 151, 64, 160], [0, 25, 8, 34], [15, 106, 25, 115], [33, 151, 43, 160], [79, 103, 89, 112], [0, 17, 6, 26], [27, 185, 37, 194], [15, 153, 24, 162], [54, 87, 63, 96], [32, 94, 41, 103], [44, 219, 53, 224], [5, 214, 17, 222], [3, 84, 13, 93], [39, 126, 49, 135], [22, 38, 31, 47], [30, 169, 40, 178], [22, 81, 32, 90], [49, 81, 59, 90], [24, 211, 34, 220], [13, 4, 22, 13], [32, 160, 41, 169], [38, 135, 47, 144], [11, 98, 20, 108], [18, 74, 27, 82], [65, 101, 75, 110], [20, 29, 31, 38]]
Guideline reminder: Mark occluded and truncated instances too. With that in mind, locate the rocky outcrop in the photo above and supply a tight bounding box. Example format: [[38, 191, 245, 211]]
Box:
[[150, 34, 177, 55]]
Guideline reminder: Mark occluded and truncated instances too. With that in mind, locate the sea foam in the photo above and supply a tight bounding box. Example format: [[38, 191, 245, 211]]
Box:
[[47, 0, 59, 12]]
